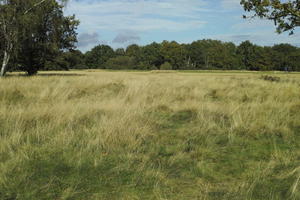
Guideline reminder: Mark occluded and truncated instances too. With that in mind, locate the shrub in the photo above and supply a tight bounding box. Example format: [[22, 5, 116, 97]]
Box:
[[160, 62, 173, 70]]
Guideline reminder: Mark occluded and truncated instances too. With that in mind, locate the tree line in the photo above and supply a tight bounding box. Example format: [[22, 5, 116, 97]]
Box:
[[43, 40, 300, 71], [1, 0, 300, 75], [59, 0, 300, 72]]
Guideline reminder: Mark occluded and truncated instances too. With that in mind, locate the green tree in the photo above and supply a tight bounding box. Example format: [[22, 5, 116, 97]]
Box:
[[260, 46, 274, 71], [271, 43, 299, 71], [85, 45, 115, 69], [237, 41, 258, 70], [160, 41, 187, 70], [126, 44, 140, 56], [289, 49, 300, 71], [105, 56, 136, 70], [18, 1, 78, 75], [160, 62, 173, 70], [65, 50, 85, 69], [139, 42, 164, 68], [44, 54, 69, 71], [186, 41, 206, 69], [237, 41, 272, 71], [0, 0, 72, 76], [223, 42, 242, 70], [241, 0, 300, 34], [125, 44, 141, 64], [44, 50, 85, 70], [115, 48, 125, 56], [186, 40, 240, 70], [205, 40, 239, 70]]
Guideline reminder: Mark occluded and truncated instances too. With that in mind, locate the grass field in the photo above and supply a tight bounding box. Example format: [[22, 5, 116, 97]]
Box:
[[0, 70, 300, 199]]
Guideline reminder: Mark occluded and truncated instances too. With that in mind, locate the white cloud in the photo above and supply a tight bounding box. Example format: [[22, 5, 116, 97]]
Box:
[[221, 0, 241, 10], [65, 0, 300, 51], [113, 30, 140, 43], [232, 18, 276, 32], [66, 0, 208, 33], [77, 32, 100, 47], [211, 31, 300, 46]]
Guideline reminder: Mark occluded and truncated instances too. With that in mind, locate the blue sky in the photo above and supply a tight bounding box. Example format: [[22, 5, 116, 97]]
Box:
[[65, 0, 300, 52]]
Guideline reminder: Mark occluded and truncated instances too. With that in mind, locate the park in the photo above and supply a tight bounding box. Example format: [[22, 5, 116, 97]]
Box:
[[1, 0, 300, 199]]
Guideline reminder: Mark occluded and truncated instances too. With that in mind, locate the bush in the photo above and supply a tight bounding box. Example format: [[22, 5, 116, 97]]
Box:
[[160, 62, 173, 70]]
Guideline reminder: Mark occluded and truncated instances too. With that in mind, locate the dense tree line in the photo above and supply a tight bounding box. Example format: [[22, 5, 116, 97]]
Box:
[[1, 0, 299, 75], [2, 35, 300, 72], [58, 40, 300, 71]]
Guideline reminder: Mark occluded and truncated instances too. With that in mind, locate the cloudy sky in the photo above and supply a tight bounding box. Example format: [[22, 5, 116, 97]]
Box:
[[65, 0, 300, 52]]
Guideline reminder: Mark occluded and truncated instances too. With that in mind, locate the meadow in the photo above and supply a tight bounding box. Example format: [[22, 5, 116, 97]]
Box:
[[0, 70, 300, 199]]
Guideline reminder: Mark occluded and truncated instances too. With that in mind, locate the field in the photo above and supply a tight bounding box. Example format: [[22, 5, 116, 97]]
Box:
[[0, 70, 300, 199]]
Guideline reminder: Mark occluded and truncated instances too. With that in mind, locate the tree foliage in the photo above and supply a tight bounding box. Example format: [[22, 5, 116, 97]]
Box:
[[240, 0, 300, 34], [85, 45, 114, 69], [0, 0, 78, 76], [77, 39, 299, 72], [4, 37, 299, 72], [105, 56, 136, 70], [160, 41, 187, 70], [160, 62, 173, 70]]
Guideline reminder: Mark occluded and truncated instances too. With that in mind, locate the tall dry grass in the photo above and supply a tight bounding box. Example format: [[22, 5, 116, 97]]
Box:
[[0, 70, 300, 199]]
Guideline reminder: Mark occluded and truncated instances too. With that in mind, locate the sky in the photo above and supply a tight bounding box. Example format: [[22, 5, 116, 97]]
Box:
[[65, 0, 300, 52]]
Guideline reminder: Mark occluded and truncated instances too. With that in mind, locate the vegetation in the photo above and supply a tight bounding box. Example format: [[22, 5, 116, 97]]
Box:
[[1, 0, 300, 76], [241, 0, 300, 34], [105, 56, 136, 70], [0, 1, 299, 199], [160, 62, 173, 70], [0, 70, 300, 199], [60, 40, 300, 72], [1, 1, 300, 75], [2, 23, 300, 74], [0, 0, 78, 76], [85, 45, 115, 69]]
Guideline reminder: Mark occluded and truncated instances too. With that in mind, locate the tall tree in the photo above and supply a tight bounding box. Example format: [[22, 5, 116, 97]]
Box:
[[19, 0, 78, 75], [126, 44, 141, 64], [0, 0, 74, 76], [140, 42, 164, 68], [0, 0, 19, 76], [115, 48, 125, 56], [160, 41, 187, 70], [237, 40, 271, 71], [85, 45, 115, 69], [204, 40, 239, 70], [241, 0, 300, 34], [271, 43, 299, 70], [186, 41, 206, 69]]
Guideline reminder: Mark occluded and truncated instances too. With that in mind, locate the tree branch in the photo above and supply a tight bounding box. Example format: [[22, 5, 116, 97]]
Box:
[[24, 0, 48, 15]]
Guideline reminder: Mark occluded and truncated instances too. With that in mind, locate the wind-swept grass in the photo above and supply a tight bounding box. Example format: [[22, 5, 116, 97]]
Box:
[[0, 70, 300, 199]]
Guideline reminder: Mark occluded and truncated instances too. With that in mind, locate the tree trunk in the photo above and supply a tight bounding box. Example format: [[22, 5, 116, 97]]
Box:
[[0, 50, 10, 77]]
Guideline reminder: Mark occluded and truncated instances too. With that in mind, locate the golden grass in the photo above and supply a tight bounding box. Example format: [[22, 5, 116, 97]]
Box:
[[0, 70, 300, 199]]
